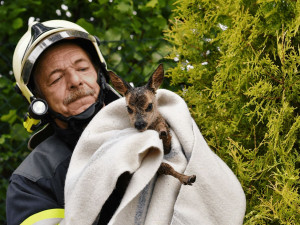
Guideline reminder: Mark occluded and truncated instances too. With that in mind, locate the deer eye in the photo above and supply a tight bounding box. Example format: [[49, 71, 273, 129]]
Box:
[[145, 103, 153, 112], [127, 106, 133, 114]]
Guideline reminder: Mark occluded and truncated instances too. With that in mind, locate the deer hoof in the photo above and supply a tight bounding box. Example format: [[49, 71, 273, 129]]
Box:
[[159, 130, 167, 139], [183, 175, 196, 185], [163, 144, 171, 154]]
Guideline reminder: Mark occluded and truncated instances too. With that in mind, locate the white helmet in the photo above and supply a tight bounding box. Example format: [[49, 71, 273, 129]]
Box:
[[13, 19, 107, 103], [13, 20, 109, 133]]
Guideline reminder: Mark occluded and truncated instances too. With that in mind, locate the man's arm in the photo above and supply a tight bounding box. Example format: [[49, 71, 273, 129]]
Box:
[[6, 134, 73, 225], [6, 174, 64, 225]]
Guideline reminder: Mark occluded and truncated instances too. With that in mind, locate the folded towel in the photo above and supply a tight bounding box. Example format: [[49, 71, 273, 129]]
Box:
[[60, 89, 246, 225]]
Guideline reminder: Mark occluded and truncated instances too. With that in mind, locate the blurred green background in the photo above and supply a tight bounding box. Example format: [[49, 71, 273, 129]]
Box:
[[0, 0, 176, 223]]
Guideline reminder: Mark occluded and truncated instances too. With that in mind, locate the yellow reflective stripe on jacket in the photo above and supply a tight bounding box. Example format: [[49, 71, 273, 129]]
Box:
[[20, 208, 64, 225]]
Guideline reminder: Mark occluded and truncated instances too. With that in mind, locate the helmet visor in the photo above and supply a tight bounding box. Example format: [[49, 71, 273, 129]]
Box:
[[22, 30, 97, 85]]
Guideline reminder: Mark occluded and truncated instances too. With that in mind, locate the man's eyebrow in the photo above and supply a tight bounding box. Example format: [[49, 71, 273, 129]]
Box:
[[74, 58, 89, 64]]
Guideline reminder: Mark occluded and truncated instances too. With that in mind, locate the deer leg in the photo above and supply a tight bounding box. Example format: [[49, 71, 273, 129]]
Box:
[[158, 162, 196, 185], [152, 118, 172, 154], [160, 131, 172, 154]]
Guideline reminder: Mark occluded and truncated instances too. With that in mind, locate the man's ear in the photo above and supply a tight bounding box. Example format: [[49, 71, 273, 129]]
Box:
[[108, 71, 132, 96], [147, 64, 164, 92]]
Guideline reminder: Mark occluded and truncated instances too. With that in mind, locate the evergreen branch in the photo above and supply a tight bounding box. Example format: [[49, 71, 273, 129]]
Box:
[[281, 24, 286, 65], [263, 69, 283, 84]]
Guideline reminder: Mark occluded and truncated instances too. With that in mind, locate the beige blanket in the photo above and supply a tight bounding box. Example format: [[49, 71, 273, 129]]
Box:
[[60, 89, 246, 225]]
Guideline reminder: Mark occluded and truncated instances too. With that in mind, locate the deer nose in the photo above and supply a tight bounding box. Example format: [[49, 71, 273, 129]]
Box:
[[135, 121, 147, 131]]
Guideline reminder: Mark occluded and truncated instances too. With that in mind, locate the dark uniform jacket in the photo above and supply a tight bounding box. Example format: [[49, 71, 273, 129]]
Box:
[[6, 89, 131, 225], [6, 128, 76, 225]]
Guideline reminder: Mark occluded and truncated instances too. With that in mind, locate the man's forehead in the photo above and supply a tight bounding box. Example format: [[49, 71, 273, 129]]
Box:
[[44, 43, 88, 61], [37, 43, 90, 71]]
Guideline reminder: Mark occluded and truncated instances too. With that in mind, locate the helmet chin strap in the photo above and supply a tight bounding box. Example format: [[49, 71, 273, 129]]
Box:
[[49, 96, 104, 132], [48, 70, 107, 132]]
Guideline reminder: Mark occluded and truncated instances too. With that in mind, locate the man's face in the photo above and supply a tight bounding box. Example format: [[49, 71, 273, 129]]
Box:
[[34, 42, 100, 127]]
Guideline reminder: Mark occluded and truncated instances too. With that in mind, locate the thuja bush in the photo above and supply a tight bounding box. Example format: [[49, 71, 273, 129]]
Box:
[[165, 0, 300, 224]]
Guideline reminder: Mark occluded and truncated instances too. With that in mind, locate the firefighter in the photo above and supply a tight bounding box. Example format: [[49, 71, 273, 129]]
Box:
[[6, 20, 125, 225]]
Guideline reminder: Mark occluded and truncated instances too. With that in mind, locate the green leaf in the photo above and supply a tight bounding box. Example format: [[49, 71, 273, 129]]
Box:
[[146, 0, 158, 8], [131, 19, 142, 34], [11, 124, 28, 141], [12, 18, 23, 30], [133, 52, 143, 61], [0, 77, 10, 89], [147, 15, 167, 30], [9, 7, 26, 19], [104, 28, 122, 41], [116, 2, 132, 13], [151, 52, 163, 62], [109, 52, 122, 67], [1, 110, 17, 124], [0, 135, 10, 145], [76, 18, 95, 34]]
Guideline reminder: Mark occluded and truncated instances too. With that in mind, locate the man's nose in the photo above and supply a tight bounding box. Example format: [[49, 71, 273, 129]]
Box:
[[66, 70, 83, 89]]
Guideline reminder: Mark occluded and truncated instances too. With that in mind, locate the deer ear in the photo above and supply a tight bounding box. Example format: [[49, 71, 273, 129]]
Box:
[[147, 64, 164, 92], [108, 71, 132, 96]]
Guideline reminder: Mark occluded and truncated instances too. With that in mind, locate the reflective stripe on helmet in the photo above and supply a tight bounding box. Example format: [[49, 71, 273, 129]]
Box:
[[21, 30, 97, 85], [20, 208, 64, 225]]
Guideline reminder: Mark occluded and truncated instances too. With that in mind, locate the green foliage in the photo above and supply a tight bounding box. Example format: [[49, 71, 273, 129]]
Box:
[[165, 0, 300, 224], [0, 0, 175, 223], [0, 77, 29, 222], [73, 0, 176, 84]]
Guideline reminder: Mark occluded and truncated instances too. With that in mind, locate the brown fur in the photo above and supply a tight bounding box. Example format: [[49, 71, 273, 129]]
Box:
[[109, 64, 196, 185]]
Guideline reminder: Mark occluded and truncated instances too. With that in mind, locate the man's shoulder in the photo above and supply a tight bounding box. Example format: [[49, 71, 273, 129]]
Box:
[[13, 134, 72, 182]]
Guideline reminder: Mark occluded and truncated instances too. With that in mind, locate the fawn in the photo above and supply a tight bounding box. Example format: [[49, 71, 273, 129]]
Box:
[[108, 64, 196, 185]]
